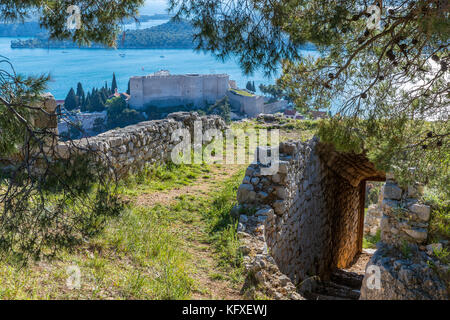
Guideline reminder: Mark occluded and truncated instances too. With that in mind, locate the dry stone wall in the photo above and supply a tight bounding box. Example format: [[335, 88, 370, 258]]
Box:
[[235, 138, 367, 298], [360, 179, 448, 300], [235, 137, 445, 300], [364, 199, 383, 237], [56, 112, 227, 176]]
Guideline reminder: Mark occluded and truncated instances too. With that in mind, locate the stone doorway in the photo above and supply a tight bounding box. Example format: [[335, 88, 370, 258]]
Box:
[[236, 138, 387, 299]]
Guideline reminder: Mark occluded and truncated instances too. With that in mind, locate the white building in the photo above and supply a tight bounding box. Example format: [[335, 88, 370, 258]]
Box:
[[129, 71, 230, 109]]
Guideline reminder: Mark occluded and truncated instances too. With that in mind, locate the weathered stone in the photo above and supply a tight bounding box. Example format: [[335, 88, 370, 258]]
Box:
[[273, 200, 285, 215], [426, 243, 443, 255], [408, 204, 431, 222], [404, 228, 427, 243], [384, 183, 403, 200], [237, 184, 256, 203]]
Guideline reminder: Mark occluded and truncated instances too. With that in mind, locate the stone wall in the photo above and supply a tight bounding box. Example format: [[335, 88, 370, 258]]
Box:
[[235, 138, 373, 299], [263, 100, 289, 114], [235, 137, 447, 300], [226, 90, 265, 118], [379, 180, 431, 245], [359, 179, 448, 299], [129, 73, 230, 109], [364, 188, 383, 236], [56, 112, 227, 176]]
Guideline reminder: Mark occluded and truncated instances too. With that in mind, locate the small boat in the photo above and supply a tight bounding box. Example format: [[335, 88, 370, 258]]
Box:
[[119, 53, 126, 58], [160, 55, 165, 58]]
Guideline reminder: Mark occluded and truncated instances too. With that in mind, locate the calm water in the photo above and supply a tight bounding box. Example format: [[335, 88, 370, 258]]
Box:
[[1, 36, 304, 100]]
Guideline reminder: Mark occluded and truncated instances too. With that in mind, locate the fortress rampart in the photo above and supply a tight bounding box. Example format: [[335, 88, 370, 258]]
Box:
[[129, 72, 230, 109]]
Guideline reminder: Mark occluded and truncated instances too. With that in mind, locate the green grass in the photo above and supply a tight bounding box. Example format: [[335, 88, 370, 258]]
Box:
[[0, 163, 246, 299], [202, 168, 246, 282], [118, 163, 210, 196], [363, 230, 381, 249], [423, 187, 450, 243], [0, 204, 195, 299], [229, 88, 255, 97]]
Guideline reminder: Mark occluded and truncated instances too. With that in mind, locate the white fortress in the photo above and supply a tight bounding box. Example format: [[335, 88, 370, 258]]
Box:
[[129, 71, 230, 109]]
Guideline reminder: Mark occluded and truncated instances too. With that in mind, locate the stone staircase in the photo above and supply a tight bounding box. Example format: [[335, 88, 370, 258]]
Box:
[[304, 269, 364, 300]]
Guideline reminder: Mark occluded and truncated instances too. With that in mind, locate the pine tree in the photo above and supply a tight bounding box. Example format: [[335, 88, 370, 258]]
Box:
[[64, 87, 78, 111], [111, 73, 118, 93]]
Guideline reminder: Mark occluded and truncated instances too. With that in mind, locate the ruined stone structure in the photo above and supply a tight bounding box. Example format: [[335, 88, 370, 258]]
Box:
[[226, 90, 288, 118], [17, 96, 446, 300], [235, 139, 385, 292], [55, 112, 226, 177], [235, 138, 447, 300], [129, 71, 230, 109], [359, 180, 448, 300], [0, 93, 58, 167], [364, 189, 383, 236]]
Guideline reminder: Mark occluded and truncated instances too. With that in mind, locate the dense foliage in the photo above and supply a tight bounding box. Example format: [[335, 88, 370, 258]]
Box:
[[106, 96, 145, 129], [0, 0, 145, 261], [169, 0, 449, 192]]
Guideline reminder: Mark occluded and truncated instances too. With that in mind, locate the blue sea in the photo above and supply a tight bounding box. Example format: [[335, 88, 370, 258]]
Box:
[[1, 36, 318, 101]]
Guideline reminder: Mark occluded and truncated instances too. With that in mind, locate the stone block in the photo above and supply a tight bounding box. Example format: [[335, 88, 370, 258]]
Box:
[[408, 204, 431, 222], [404, 227, 427, 243], [383, 183, 402, 200], [273, 200, 285, 216], [237, 184, 256, 203]]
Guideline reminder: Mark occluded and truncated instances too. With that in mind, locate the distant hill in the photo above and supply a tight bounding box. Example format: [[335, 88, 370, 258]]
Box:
[[10, 20, 195, 49], [0, 21, 48, 37], [0, 14, 172, 38]]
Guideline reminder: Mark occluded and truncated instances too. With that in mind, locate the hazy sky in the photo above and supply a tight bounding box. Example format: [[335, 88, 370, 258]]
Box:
[[140, 0, 169, 15]]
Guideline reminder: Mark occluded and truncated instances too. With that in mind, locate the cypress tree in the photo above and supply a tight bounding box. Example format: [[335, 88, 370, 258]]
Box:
[[126, 79, 130, 95], [91, 92, 105, 112], [246, 81, 253, 92], [76, 82, 85, 104], [111, 73, 118, 93], [64, 87, 78, 111]]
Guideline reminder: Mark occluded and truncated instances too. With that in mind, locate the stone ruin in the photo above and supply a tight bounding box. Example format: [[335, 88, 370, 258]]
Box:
[[1, 94, 227, 179], [235, 138, 448, 300], [54, 111, 226, 177], [4, 94, 447, 300]]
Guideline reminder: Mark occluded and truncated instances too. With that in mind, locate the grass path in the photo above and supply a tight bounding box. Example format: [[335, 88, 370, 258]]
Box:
[[0, 163, 246, 300], [131, 164, 246, 299]]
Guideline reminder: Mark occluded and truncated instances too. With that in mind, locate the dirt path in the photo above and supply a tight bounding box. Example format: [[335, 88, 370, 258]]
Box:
[[134, 165, 240, 207], [134, 164, 245, 300]]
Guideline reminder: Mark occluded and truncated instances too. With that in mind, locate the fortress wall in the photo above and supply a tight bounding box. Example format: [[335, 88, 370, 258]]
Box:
[[226, 91, 265, 117], [130, 74, 230, 109], [264, 100, 289, 114], [129, 77, 144, 108]]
